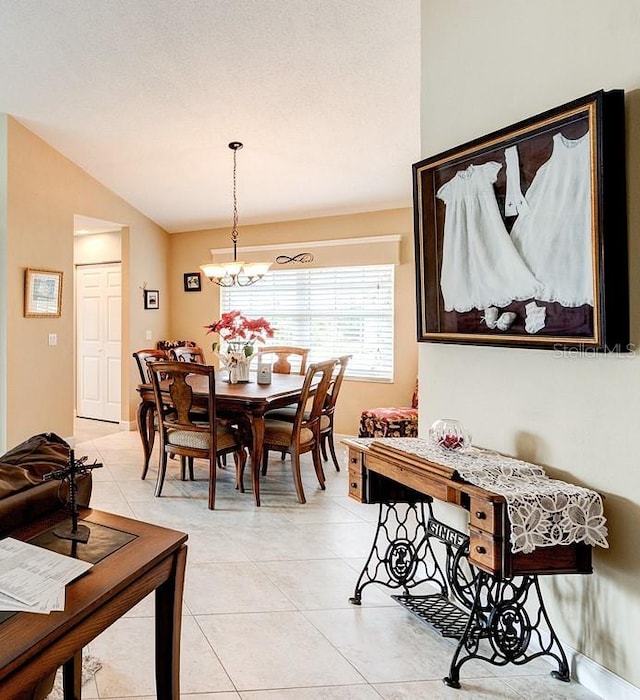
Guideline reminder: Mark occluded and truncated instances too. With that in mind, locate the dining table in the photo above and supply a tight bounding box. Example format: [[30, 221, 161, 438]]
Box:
[[136, 371, 312, 506]]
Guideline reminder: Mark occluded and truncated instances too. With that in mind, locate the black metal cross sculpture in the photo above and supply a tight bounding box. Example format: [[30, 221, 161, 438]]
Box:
[[42, 449, 103, 543]]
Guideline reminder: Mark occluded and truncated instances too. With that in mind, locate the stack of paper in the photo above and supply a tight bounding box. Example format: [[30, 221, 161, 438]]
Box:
[[0, 538, 92, 614]]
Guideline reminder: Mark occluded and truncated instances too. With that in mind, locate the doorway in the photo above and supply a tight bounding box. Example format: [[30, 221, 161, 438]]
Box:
[[76, 262, 122, 422]]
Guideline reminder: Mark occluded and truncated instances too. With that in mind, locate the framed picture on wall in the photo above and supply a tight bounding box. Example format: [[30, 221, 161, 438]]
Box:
[[183, 272, 201, 292], [24, 268, 63, 317], [413, 89, 629, 351], [144, 289, 159, 310]]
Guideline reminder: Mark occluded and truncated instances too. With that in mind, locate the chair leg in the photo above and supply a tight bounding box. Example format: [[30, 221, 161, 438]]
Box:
[[327, 432, 341, 472], [320, 434, 329, 462], [208, 456, 217, 510], [155, 450, 169, 497], [312, 444, 326, 490], [188, 457, 195, 480], [261, 448, 270, 476], [290, 449, 306, 504], [180, 456, 187, 480]]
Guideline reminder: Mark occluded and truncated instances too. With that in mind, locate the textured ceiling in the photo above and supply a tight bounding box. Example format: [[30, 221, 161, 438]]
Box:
[[0, 0, 421, 233]]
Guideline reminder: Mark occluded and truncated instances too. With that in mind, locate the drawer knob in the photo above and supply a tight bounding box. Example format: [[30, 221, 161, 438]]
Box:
[[475, 511, 487, 519], [475, 545, 486, 554], [350, 457, 357, 464], [350, 482, 358, 489]]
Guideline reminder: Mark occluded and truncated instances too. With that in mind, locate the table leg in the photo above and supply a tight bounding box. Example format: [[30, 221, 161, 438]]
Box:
[[250, 411, 265, 506], [155, 544, 187, 699], [62, 649, 82, 699]]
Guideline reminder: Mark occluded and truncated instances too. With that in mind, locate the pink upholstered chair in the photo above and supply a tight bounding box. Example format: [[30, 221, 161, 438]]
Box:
[[358, 381, 418, 438]]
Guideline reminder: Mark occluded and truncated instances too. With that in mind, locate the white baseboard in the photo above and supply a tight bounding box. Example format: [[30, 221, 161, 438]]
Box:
[[567, 644, 640, 699]]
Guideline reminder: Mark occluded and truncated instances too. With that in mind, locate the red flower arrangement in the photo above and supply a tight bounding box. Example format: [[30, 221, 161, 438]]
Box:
[[205, 310, 275, 356]]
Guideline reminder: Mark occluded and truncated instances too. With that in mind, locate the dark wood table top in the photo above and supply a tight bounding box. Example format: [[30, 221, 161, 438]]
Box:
[[0, 508, 188, 693]]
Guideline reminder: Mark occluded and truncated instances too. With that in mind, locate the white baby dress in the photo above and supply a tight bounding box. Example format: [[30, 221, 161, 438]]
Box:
[[437, 161, 540, 313], [510, 132, 593, 307]]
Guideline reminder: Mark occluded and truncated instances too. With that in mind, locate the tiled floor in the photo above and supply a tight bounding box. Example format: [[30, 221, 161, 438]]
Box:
[[73, 418, 602, 699]]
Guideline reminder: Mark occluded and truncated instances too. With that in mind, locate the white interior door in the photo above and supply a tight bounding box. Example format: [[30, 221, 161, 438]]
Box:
[[76, 263, 122, 422]]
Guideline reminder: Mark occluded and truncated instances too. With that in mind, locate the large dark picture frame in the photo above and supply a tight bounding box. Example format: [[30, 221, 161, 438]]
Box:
[[413, 90, 628, 351]]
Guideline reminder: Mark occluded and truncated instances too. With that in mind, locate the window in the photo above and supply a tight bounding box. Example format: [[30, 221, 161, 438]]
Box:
[[221, 265, 394, 381]]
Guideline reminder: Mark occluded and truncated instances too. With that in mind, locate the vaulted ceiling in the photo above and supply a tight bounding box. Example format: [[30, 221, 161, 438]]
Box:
[[0, 0, 421, 233]]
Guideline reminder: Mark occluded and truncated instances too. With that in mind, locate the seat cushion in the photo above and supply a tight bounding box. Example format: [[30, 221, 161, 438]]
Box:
[[264, 407, 330, 431], [264, 420, 314, 449], [358, 407, 419, 438], [167, 424, 237, 451]]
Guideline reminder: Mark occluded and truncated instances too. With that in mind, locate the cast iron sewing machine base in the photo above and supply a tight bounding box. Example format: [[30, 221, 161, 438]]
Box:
[[349, 500, 570, 689]]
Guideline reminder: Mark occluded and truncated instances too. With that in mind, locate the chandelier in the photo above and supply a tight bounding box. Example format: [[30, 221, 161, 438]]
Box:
[[200, 141, 272, 287]]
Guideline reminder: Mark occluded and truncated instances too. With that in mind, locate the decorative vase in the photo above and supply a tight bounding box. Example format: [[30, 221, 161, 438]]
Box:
[[227, 351, 253, 384], [428, 419, 471, 451]]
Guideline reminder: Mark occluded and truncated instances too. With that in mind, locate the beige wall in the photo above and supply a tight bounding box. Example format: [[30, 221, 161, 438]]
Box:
[[74, 230, 121, 265], [168, 209, 418, 435], [3, 117, 170, 447], [421, 0, 640, 688]]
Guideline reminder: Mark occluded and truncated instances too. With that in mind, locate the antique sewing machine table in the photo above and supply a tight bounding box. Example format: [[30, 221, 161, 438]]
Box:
[[344, 438, 597, 689]]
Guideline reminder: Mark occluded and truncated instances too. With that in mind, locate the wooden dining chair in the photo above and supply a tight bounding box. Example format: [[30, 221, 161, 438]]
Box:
[[261, 358, 336, 504], [148, 360, 247, 509], [257, 346, 309, 375], [133, 348, 168, 384], [171, 345, 206, 363], [132, 349, 169, 479], [319, 354, 351, 471], [265, 355, 351, 472]]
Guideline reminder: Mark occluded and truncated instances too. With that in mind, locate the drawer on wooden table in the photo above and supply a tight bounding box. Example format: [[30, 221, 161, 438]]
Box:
[[348, 449, 366, 502], [469, 496, 502, 535], [469, 528, 503, 575]]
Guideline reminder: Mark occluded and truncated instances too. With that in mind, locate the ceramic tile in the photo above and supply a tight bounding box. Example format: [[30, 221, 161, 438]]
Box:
[[502, 674, 604, 699], [184, 561, 295, 614], [256, 558, 392, 610], [240, 686, 383, 699], [374, 677, 526, 698], [91, 615, 234, 696], [223, 522, 341, 561], [197, 611, 365, 690], [181, 523, 251, 563], [303, 606, 487, 684]]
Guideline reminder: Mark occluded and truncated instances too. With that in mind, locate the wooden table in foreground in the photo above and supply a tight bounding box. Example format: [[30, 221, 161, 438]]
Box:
[[0, 508, 187, 699], [137, 372, 311, 505], [344, 439, 593, 689]]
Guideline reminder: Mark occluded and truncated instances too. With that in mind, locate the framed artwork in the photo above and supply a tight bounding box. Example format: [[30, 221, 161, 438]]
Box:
[[413, 90, 628, 351], [144, 289, 159, 310], [24, 268, 63, 317], [183, 272, 201, 292]]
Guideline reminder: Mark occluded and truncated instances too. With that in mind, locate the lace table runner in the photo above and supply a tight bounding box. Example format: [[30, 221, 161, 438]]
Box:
[[354, 437, 608, 554]]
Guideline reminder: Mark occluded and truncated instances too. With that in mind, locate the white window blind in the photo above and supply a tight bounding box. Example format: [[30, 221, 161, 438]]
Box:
[[221, 265, 394, 381]]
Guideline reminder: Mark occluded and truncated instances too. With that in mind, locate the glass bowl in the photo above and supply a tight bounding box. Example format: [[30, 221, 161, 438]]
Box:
[[428, 419, 471, 451]]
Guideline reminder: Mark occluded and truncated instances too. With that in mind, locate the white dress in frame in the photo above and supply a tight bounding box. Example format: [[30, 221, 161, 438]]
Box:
[[510, 131, 593, 307], [437, 161, 540, 313]]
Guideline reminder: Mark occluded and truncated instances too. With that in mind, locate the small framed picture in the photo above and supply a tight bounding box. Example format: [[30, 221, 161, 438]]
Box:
[[144, 289, 159, 310], [183, 272, 201, 292], [24, 268, 64, 317]]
